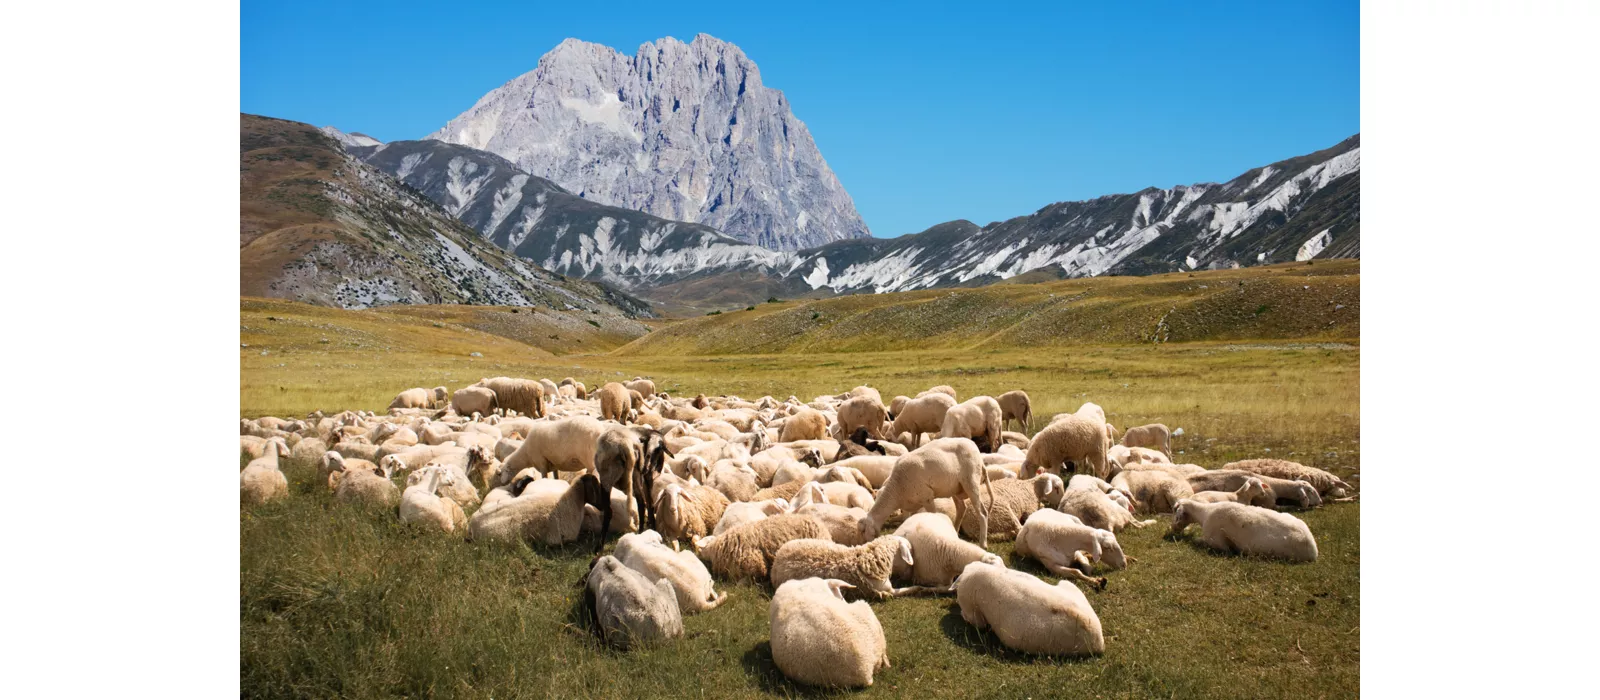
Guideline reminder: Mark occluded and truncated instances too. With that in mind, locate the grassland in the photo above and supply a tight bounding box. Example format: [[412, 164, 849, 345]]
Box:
[[241, 264, 1359, 698]]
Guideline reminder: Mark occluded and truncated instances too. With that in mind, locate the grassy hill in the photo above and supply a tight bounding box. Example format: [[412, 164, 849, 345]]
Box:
[[618, 260, 1358, 356]]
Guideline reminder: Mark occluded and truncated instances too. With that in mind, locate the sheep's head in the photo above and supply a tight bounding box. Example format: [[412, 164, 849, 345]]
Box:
[[1170, 500, 1197, 534], [1298, 481, 1323, 508], [322, 451, 346, 472], [1095, 530, 1126, 569], [798, 449, 823, 469], [854, 514, 881, 543], [1033, 473, 1065, 506]]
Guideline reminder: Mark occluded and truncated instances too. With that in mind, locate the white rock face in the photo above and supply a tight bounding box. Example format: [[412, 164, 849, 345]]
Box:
[[427, 34, 870, 251], [319, 125, 382, 149]]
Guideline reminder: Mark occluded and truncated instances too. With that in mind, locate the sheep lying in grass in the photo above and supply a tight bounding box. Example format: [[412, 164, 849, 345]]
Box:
[[1014, 509, 1125, 590], [769, 578, 891, 689], [1120, 423, 1172, 457], [815, 480, 875, 510], [795, 502, 871, 545], [614, 530, 727, 614], [334, 461, 400, 508], [467, 474, 609, 546], [892, 513, 1003, 589], [750, 478, 810, 504], [955, 559, 1105, 657], [399, 466, 467, 532], [655, 483, 729, 543], [772, 536, 915, 600], [779, 407, 829, 442], [750, 445, 822, 485], [707, 462, 762, 503], [1189, 476, 1276, 508], [1224, 458, 1354, 498], [1056, 485, 1154, 532], [1111, 469, 1195, 514], [240, 435, 290, 461], [1169, 500, 1319, 562], [240, 441, 288, 507], [693, 514, 832, 581], [814, 464, 874, 491], [1187, 470, 1322, 509], [715, 498, 791, 535], [957, 473, 1066, 541], [858, 438, 995, 547], [584, 554, 683, 649], [829, 455, 898, 489]]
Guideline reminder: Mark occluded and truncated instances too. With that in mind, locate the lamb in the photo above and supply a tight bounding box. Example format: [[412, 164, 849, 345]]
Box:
[[891, 512, 1003, 588], [466, 474, 609, 546], [451, 386, 496, 416], [499, 416, 608, 481], [1170, 499, 1319, 562], [239, 441, 288, 507], [940, 396, 1004, 453], [715, 498, 792, 535], [772, 535, 916, 602], [795, 503, 872, 545], [833, 396, 890, 440], [769, 578, 890, 689], [1187, 470, 1323, 509], [1189, 476, 1276, 508], [890, 393, 956, 448], [957, 473, 1066, 542], [858, 438, 995, 547], [955, 560, 1105, 657], [477, 377, 546, 418], [584, 554, 684, 649], [1056, 486, 1155, 532], [1120, 423, 1172, 457], [388, 387, 431, 411], [613, 530, 728, 614], [399, 466, 467, 532], [655, 483, 730, 543], [597, 382, 633, 423], [1013, 509, 1125, 589], [779, 407, 829, 442], [997, 390, 1033, 433], [1021, 415, 1109, 479], [1111, 469, 1195, 514], [1223, 458, 1354, 498], [692, 514, 832, 581]]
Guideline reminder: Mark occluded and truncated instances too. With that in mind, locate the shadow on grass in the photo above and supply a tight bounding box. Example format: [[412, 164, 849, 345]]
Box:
[[739, 641, 857, 697]]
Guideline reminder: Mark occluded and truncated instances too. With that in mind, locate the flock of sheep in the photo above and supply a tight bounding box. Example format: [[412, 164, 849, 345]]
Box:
[[239, 376, 1355, 689]]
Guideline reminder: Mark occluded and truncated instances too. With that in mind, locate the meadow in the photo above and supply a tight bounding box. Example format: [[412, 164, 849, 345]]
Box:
[[240, 265, 1359, 698]]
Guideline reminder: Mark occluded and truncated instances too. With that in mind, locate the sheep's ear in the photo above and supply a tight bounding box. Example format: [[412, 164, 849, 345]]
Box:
[[825, 579, 855, 600], [897, 537, 914, 566]]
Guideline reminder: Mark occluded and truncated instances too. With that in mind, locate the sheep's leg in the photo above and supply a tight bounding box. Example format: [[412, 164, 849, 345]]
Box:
[[891, 584, 955, 597], [1045, 561, 1108, 591]]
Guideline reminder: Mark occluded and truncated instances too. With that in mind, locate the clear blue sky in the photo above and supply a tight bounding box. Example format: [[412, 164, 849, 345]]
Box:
[[243, 1, 1358, 238]]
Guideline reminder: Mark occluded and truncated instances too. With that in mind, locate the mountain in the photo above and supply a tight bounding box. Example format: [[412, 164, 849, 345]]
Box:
[[239, 113, 651, 318], [426, 34, 870, 251], [319, 125, 383, 150]]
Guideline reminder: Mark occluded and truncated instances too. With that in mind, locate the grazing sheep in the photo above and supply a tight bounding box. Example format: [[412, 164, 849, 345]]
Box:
[[624, 378, 657, 399], [779, 408, 829, 442], [715, 499, 792, 535], [500, 416, 608, 481], [891, 512, 1004, 588], [428, 386, 449, 408], [399, 466, 467, 532], [955, 560, 1105, 657], [451, 386, 496, 416], [389, 387, 431, 411], [1021, 415, 1109, 479], [1112, 469, 1195, 514], [859, 438, 995, 547], [560, 377, 588, 400], [239, 442, 288, 507], [614, 530, 728, 614], [997, 390, 1032, 433], [1187, 470, 1323, 509], [1120, 423, 1172, 457], [890, 393, 956, 448], [1224, 458, 1354, 498], [1013, 509, 1124, 589], [772, 536, 916, 601], [834, 396, 890, 441], [957, 473, 1066, 542], [597, 382, 633, 423], [1170, 500, 1319, 562], [795, 503, 872, 545], [592, 425, 669, 547], [1189, 476, 1276, 508], [693, 514, 832, 581], [467, 474, 609, 546], [769, 578, 891, 689], [1056, 486, 1154, 532], [944, 396, 1005, 453], [655, 483, 730, 543], [584, 554, 684, 649], [478, 377, 546, 418]]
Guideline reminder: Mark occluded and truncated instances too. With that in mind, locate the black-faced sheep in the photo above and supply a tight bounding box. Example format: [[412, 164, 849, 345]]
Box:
[[592, 425, 668, 548]]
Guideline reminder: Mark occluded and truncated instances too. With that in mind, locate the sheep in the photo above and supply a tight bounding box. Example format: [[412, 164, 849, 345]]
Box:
[[940, 396, 1004, 453], [592, 425, 669, 548], [858, 438, 994, 547], [890, 393, 956, 448], [1170, 500, 1319, 562], [560, 377, 588, 399], [1224, 458, 1354, 498], [715, 498, 791, 535], [795, 503, 871, 545], [1056, 486, 1155, 532], [1021, 415, 1109, 479], [891, 512, 1004, 588], [474, 377, 546, 418], [538, 378, 560, 399], [655, 483, 730, 543], [1112, 469, 1195, 514], [466, 473, 608, 546], [1000, 431, 1031, 450], [919, 385, 957, 400], [584, 554, 684, 649], [239, 435, 290, 461], [957, 473, 1066, 542], [814, 480, 875, 510], [750, 445, 822, 485], [239, 441, 288, 507], [692, 514, 832, 581], [814, 464, 874, 491], [597, 382, 633, 423], [829, 455, 898, 489], [997, 390, 1032, 433], [1121, 423, 1172, 457], [388, 387, 431, 411], [779, 407, 828, 442], [451, 386, 496, 416], [1189, 476, 1276, 507], [499, 416, 608, 481], [769, 578, 890, 689], [624, 378, 657, 399], [833, 396, 890, 440], [1013, 509, 1125, 589], [771, 535, 915, 601], [399, 466, 467, 532], [750, 478, 811, 504], [614, 530, 728, 614], [955, 560, 1105, 657], [334, 462, 401, 508], [1187, 470, 1323, 509]]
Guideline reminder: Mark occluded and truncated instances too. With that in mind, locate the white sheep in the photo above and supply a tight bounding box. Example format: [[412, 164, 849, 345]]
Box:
[[1055, 485, 1154, 532], [655, 483, 729, 542], [714, 498, 791, 535], [940, 396, 1004, 452], [399, 466, 467, 532], [957, 473, 1066, 541], [613, 530, 728, 614], [499, 416, 608, 480], [1187, 470, 1323, 509], [891, 512, 1003, 589], [771, 536, 915, 599], [1013, 509, 1125, 589], [1121, 423, 1172, 456], [778, 407, 829, 442], [1223, 458, 1354, 498], [1022, 415, 1109, 479], [1170, 499, 1319, 562], [954, 559, 1105, 657], [239, 441, 288, 507], [858, 438, 994, 547], [890, 393, 956, 448], [794, 502, 871, 545], [829, 455, 898, 488], [466, 474, 609, 546], [693, 513, 832, 581], [769, 577, 891, 689], [584, 554, 684, 649], [1111, 469, 1195, 514], [1188, 476, 1276, 508]]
